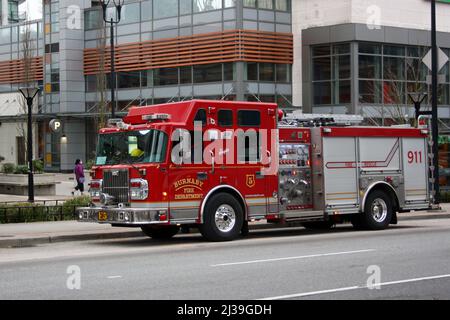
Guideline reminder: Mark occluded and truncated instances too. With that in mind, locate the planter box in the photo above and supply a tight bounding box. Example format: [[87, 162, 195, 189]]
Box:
[[0, 173, 57, 196]]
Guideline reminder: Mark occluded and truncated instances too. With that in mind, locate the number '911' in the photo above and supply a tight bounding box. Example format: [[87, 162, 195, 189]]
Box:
[[408, 151, 423, 164]]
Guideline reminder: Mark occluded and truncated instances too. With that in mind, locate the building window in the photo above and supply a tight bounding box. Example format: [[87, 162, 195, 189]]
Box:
[[119, 3, 140, 24], [154, 0, 178, 19], [275, 0, 289, 11], [312, 43, 351, 105], [223, 63, 235, 81], [258, 0, 273, 10], [357, 42, 442, 105], [246, 62, 258, 81], [84, 9, 102, 30], [117, 71, 141, 89], [194, 63, 222, 83], [180, 66, 192, 84], [243, 0, 256, 7], [193, 0, 222, 12], [154, 68, 178, 86], [180, 0, 192, 15], [259, 63, 275, 81], [276, 64, 290, 83]]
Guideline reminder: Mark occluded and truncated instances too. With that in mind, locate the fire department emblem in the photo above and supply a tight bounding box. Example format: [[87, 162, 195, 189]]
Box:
[[246, 174, 256, 188]]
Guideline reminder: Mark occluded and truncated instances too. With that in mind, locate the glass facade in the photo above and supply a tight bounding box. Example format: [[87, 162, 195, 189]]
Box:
[[311, 42, 450, 107], [312, 43, 351, 105]]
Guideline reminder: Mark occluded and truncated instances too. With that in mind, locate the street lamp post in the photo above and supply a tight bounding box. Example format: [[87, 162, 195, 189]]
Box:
[[18, 87, 40, 203], [100, 0, 124, 119], [431, 0, 440, 204]]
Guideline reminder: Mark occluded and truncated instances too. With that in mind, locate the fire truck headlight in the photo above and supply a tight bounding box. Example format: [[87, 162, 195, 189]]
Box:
[[78, 212, 83, 220], [130, 179, 149, 200], [89, 179, 102, 198], [124, 213, 130, 221]]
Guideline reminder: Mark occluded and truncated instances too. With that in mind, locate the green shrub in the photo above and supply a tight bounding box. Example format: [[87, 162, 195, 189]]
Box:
[[0, 198, 90, 223], [62, 195, 92, 217], [0, 203, 46, 223], [2, 163, 15, 174], [33, 159, 44, 173], [85, 159, 95, 170], [439, 191, 450, 203], [14, 165, 29, 174]]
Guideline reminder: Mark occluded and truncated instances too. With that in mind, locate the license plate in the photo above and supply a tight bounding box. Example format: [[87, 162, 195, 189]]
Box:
[[98, 211, 108, 221]]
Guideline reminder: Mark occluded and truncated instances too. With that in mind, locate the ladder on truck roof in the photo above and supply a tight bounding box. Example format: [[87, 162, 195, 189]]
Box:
[[280, 110, 364, 127]]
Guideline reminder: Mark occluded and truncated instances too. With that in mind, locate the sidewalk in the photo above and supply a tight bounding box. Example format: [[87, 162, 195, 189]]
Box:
[[0, 206, 449, 248]]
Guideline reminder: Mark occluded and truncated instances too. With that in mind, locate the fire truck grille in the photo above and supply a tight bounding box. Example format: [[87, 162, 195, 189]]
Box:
[[102, 169, 129, 204]]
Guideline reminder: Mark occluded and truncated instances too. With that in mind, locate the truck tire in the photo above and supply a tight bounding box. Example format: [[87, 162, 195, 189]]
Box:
[[360, 190, 393, 230], [199, 193, 244, 241], [302, 220, 334, 230], [141, 225, 180, 239]]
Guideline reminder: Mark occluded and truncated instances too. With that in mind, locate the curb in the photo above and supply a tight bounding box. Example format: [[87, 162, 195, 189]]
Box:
[[1, 213, 449, 248], [0, 230, 143, 248]]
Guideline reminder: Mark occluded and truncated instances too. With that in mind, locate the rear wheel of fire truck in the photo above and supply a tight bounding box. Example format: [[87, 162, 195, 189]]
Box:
[[359, 190, 393, 230], [199, 193, 244, 241], [140, 225, 180, 240]]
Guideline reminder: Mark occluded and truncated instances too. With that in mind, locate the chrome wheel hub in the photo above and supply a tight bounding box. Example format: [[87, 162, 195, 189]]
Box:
[[371, 198, 388, 222], [215, 204, 236, 233]]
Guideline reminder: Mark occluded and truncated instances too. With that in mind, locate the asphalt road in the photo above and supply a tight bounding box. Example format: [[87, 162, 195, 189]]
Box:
[[0, 218, 450, 300]]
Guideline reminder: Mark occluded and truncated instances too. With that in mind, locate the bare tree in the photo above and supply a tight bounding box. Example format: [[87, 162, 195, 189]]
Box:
[[96, 16, 108, 131], [361, 56, 430, 126], [16, 22, 37, 165]]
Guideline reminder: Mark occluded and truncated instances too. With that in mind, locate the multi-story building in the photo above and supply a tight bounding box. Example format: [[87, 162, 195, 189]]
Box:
[[0, 0, 449, 190], [292, 0, 450, 189], [0, 0, 293, 171]]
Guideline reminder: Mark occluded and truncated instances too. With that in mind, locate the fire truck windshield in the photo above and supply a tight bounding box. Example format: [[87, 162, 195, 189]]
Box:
[[95, 129, 168, 165]]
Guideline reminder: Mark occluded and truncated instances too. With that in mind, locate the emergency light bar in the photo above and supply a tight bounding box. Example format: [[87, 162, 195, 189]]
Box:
[[142, 113, 171, 121], [107, 118, 130, 129], [281, 111, 364, 127]]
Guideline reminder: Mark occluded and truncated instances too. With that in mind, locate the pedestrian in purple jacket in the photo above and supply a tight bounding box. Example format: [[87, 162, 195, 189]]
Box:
[[72, 159, 85, 196]]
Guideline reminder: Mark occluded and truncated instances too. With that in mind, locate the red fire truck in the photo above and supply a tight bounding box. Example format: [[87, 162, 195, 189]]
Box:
[[77, 100, 431, 241]]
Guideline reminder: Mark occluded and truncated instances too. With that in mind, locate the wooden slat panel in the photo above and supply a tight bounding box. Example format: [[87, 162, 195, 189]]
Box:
[[0, 57, 43, 84], [83, 29, 293, 75]]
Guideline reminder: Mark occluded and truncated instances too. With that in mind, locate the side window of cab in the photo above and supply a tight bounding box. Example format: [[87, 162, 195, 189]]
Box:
[[194, 109, 207, 126]]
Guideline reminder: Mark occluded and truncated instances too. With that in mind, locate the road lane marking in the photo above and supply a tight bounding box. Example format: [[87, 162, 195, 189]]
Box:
[[260, 273, 450, 300], [107, 275, 122, 279], [210, 249, 376, 267]]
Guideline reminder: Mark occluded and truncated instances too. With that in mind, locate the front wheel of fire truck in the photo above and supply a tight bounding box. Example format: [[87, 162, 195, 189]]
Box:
[[359, 190, 393, 230], [140, 225, 180, 240], [199, 193, 244, 242]]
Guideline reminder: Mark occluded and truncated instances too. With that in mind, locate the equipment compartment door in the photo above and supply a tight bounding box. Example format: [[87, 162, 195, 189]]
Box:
[[323, 137, 358, 206], [402, 138, 428, 202]]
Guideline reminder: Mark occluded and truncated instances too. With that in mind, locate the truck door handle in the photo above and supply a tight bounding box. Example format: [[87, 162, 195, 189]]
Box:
[[197, 172, 208, 181]]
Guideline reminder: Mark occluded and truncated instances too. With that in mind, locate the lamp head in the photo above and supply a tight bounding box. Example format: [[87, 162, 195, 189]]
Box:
[[408, 92, 428, 104], [18, 87, 40, 99]]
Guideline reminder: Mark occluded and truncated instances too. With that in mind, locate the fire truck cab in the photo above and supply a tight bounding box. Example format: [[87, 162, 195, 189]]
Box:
[[77, 100, 431, 241]]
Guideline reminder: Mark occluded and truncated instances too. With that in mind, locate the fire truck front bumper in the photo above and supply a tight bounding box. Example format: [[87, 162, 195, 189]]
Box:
[[76, 206, 169, 225]]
